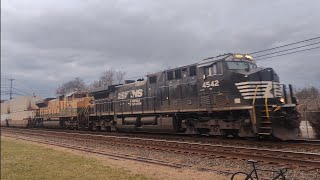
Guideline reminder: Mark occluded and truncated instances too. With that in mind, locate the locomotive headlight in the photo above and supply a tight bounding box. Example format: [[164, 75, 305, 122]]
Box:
[[279, 98, 285, 104], [234, 54, 244, 59], [244, 55, 253, 60]]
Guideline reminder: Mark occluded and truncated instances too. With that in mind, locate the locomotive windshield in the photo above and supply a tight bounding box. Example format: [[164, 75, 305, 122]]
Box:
[[226, 61, 257, 70]]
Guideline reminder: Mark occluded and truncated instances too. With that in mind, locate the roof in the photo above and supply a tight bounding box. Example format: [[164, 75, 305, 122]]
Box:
[[89, 84, 120, 95], [63, 91, 87, 97], [197, 53, 232, 67], [35, 98, 55, 107], [44, 98, 56, 101]]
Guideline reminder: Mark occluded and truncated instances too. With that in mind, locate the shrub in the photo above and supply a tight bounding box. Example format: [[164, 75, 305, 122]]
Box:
[[307, 112, 320, 139]]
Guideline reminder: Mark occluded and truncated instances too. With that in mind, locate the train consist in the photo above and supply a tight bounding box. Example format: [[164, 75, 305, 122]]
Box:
[[1, 53, 301, 140]]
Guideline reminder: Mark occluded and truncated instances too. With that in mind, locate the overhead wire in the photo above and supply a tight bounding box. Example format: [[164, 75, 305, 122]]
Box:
[[250, 36, 320, 54], [1, 36, 319, 96], [13, 79, 56, 97], [12, 92, 24, 96], [254, 41, 320, 58], [255, 46, 320, 61], [14, 79, 38, 92], [12, 87, 33, 95], [123, 37, 320, 79]]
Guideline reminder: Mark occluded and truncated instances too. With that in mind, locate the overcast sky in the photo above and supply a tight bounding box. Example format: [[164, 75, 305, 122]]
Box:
[[1, 0, 320, 98]]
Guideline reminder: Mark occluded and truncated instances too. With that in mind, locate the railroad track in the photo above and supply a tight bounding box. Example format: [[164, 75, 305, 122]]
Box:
[[3, 133, 234, 176], [2, 128, 320, 170], [2, 127, 320, 152]]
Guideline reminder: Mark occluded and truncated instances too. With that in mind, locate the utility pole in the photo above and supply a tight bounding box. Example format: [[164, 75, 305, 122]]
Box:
[[9, 78, 14, 100]]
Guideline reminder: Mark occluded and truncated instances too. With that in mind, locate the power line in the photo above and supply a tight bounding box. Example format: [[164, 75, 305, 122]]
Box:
[[254, 41, 320, 58], [14, 79, 38, 93], [250, 36, 320, 54], [12, 92, 24, 96], [14, 79, 57, 96], [255, 46, 320, 61], [12, 87, 33, 96]]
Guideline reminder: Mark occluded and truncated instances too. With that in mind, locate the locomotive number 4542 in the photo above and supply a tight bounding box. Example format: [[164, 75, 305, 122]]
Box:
[[202, 80, 219, 88]]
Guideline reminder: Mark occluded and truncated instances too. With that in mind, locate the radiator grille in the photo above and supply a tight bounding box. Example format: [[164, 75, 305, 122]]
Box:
[[215, 94, 227, 107], [200, 95, 211, 105]]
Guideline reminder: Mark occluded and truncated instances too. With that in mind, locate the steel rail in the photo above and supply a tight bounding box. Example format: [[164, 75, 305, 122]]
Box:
[[3, 127, 320, 149], [3, 128, 320, 169]]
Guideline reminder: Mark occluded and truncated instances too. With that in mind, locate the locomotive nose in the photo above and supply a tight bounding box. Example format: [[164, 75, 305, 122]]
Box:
[[234, 67, 283, 102], [245, 67, 280, 82]]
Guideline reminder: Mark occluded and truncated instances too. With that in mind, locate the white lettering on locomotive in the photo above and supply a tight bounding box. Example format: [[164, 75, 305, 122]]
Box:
[[202, 80, 219, 88], [130, 89, 143, 98], [128, 99, 142, 106], [118, 89, 144, 100]]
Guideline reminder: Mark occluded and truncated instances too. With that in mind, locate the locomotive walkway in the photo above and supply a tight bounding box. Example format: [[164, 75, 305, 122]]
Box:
[[2, 128, 320, 171]]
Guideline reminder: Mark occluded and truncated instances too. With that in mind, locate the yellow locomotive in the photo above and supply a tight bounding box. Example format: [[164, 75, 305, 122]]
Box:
[[35, 91, 93, 128]]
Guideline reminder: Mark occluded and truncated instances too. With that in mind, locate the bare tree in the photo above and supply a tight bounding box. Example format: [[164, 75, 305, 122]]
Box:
[[99, 69, 115, 86], [115, 70, 126, 84], [90, 69, 126, 89], [90, 80, 102, 89], [56, 77, 87, 95]]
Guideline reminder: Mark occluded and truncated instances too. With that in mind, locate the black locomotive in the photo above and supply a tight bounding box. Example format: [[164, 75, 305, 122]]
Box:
[[88, 53, 300, 140]]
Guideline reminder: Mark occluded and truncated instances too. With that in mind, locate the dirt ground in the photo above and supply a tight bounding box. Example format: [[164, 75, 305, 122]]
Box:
[[1, 136, 229, 180]]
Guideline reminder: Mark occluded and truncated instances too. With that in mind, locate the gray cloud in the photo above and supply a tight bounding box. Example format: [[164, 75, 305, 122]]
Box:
[[1, 0, 320, 98]]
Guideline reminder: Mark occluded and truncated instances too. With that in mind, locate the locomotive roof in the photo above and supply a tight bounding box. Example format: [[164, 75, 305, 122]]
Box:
[[89, 84, 120, 95], [147, 53, 236, 77], [197, 53, 232, 67], [35, 97, 55, 107], [64, 91, 87, 97]]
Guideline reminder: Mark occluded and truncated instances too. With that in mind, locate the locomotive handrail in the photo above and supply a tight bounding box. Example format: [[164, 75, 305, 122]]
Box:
[[264, 83, 272, 119], [252, 85, 259, 126]]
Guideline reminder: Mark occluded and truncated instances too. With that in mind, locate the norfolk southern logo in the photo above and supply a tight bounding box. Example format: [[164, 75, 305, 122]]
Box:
[[118, 89, 143, 100], [118, 89, 144, 106]]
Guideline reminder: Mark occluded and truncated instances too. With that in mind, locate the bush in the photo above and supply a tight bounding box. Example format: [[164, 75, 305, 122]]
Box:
[[307, 112, 320, 139], [295, 86, 320, 139]]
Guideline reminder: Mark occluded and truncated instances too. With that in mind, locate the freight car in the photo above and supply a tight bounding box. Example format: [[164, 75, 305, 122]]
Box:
[[86, 53, 300, 140], [0, 96, 43, 127]]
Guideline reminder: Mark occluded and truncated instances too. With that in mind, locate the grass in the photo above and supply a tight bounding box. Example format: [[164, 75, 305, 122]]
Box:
[[1, 137, 151, 180]]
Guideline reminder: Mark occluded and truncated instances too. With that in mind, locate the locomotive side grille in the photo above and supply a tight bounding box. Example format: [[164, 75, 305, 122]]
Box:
[[235, 81, 282, 99], [215, 94, 227, 106], [200, 95, 211, 105]]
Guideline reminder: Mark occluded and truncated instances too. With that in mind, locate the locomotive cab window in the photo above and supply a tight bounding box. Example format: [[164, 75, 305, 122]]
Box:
[[204, 63, 222, 76], [212, 64, 217, 75], [175, 69, 182, 79], [149, 76, 157, 84], [216, 62, 223, 75], [167, 71, 174, 80], [204, 66, 210, 76], [226, 61, 257, 70], [189, 66, 197, 76]]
